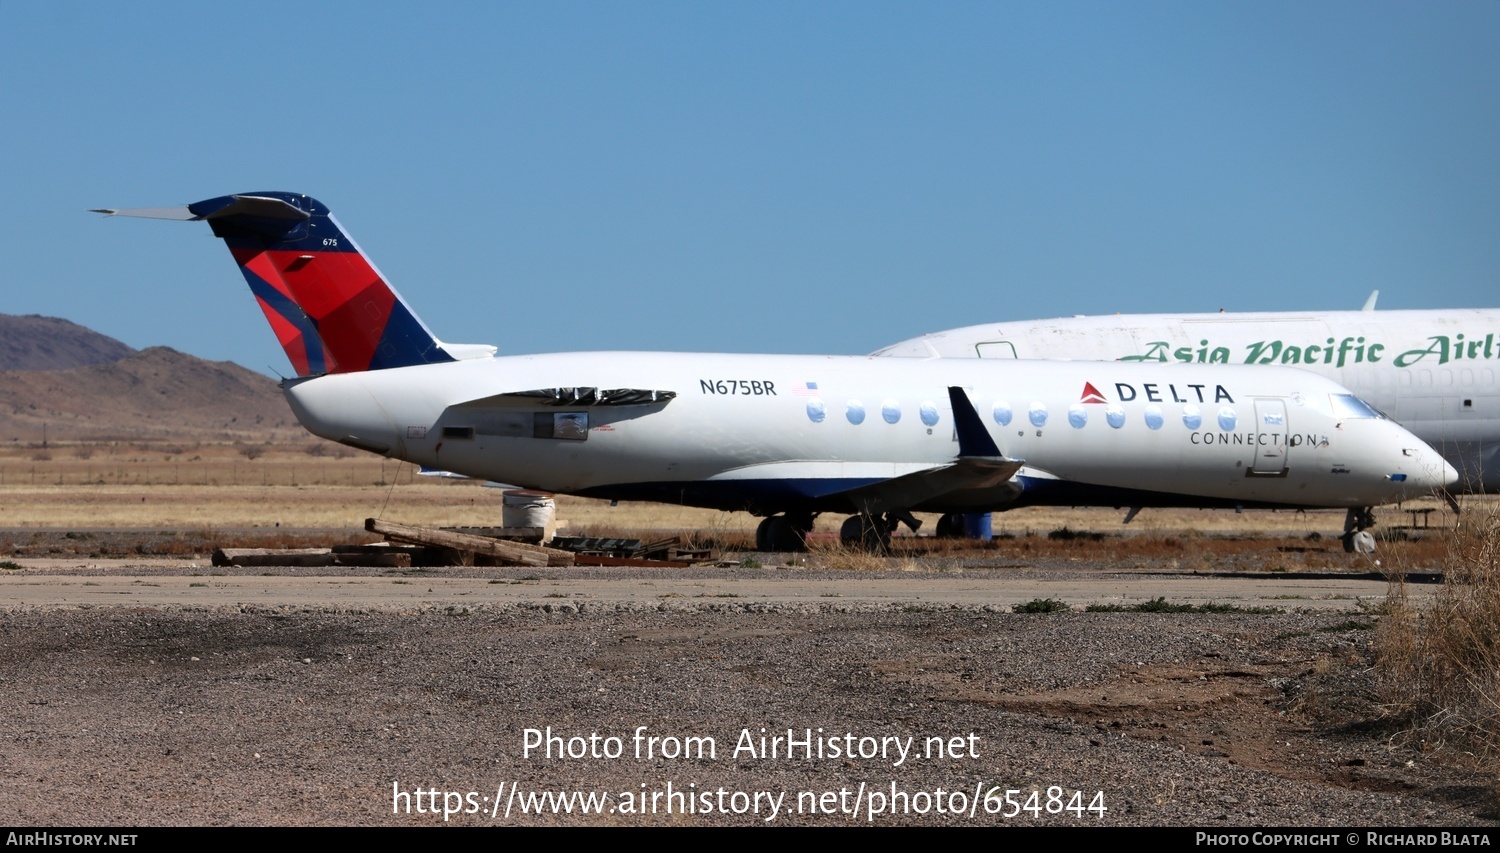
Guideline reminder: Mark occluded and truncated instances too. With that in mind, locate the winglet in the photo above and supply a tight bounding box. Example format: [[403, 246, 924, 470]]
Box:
[[947, 386, 1002, 457], [1361, 290, 1380, 312]]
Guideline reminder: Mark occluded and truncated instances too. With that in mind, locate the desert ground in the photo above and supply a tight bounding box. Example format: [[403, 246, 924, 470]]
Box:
[[0, 442, 1495, 827]]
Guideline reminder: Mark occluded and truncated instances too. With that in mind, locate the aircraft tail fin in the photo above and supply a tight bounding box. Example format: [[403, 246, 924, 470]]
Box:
[[95, 192, 493, 377]]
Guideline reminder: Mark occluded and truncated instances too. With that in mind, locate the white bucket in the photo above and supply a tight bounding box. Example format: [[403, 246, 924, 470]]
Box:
[[502, 490, 556, 529]]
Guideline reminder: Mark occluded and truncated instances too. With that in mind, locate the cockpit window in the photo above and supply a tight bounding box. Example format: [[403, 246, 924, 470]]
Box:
[[1329, 394, 1385, 420]]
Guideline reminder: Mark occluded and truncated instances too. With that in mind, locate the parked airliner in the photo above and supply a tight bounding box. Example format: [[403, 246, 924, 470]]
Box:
[[875, 303, 1500, 500], [95, 193, 1456, 551]]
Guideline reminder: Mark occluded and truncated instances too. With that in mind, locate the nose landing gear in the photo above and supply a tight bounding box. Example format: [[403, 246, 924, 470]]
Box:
[[1342, 506, 1378, 553]]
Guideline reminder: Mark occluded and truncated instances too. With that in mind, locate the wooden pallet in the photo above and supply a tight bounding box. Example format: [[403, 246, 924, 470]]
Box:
[[366, 518, 574, 567]]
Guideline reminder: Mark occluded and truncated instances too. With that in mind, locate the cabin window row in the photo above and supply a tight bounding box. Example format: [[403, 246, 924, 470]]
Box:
[[803, 399, 941, 426], [803, 397, 1241, 431], [995, 401, 1241, 431]]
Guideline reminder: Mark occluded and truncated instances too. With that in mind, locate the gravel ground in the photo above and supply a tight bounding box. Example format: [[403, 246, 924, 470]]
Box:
[[1, 570, 1496, 827]]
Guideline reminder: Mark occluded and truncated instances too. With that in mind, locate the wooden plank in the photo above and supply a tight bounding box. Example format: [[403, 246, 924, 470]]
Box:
[[633, 536, 681, 558], [332, 552, 412, 568], [367, 518, 550, 566], [366, 518, 574, 567], [445, 526, 546, 543], [212, 548, 336, 568], [331, 544, 423, 555], [570, 551, 693, 566]]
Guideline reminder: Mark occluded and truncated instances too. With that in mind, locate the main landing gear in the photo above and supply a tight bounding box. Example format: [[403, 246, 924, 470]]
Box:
[[1342, 506, 1378, 554], [755, 513, 815, 552], [837, 511, 922, 552], [754, 510, 927, 553], [839, 514, 893, 552]]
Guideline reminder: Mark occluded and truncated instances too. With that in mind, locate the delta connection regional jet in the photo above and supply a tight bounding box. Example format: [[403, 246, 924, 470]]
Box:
[[95, 193, 1455, 551], [876, 302, 1495, 545]]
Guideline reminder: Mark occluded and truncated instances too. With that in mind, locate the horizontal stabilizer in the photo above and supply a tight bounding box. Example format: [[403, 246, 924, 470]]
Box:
[[93, 195, 312, 239], [90, 206, 199, 221], [462, 387, 677, 407], [443, 343, 500, 361], [189, 194, 311, 222]]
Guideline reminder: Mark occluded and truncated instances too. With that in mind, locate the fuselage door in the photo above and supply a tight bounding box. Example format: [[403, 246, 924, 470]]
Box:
[[975, 341, 1018, 359], [1251, 398, 1289, 475]]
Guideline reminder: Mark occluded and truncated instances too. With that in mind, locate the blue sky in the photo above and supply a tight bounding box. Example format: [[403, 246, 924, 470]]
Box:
[[3, 2, 1497, 374]]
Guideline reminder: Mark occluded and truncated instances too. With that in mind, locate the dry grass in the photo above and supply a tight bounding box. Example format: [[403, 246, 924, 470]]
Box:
[[803, 540, 893, 571], [0, 439, 1471, 574], [1, 528, 380, 559], [0, 441, 408, 488], [1377, 501, 1500, 763]]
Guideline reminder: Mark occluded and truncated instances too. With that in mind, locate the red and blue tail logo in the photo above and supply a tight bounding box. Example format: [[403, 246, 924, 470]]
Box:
[[186, 192, 457, 376]]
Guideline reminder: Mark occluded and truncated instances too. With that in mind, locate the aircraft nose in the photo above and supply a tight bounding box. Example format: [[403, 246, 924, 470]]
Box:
[[1389, 440, 1458, 494], [1433, 456, 1460, 491]]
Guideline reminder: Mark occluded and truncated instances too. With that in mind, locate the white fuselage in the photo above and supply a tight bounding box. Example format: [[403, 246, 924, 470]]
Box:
[[281, 351, 1453, 514], [875, 309, 1500, 493]]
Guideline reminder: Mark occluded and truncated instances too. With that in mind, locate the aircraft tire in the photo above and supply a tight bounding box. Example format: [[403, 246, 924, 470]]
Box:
[[1342, 530, 1377, 554], [840, 514, 891, 553], [755, 517, 774, 552], [765, 516, 805, 552], [934, 513, 965, 538]]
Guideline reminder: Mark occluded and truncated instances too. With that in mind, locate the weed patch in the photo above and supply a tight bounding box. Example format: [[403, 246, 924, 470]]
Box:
[[806, 542, 890, 571], [1378, 508, 1500, 758], [1013, 598, 1071, 613], [1047, 527, 1106, 542]]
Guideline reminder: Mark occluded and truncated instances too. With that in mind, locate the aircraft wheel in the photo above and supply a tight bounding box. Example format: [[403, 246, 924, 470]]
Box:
[[934, 513, 965, 538], [783, 512, 815, 551], [755, 517, 775, 552], [1342, 530, 1376, 554], [765, 515, 807, 552], [840, 514, 891, 552], [1342, 507, 1379, 553]]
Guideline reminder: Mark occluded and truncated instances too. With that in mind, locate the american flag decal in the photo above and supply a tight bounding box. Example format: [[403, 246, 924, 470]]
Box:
[[791, 381, 820, 396]]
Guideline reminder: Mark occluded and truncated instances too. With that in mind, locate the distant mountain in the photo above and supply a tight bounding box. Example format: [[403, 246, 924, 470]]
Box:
[[0, 346, 302, 443], [0, 314, 136, 372]]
